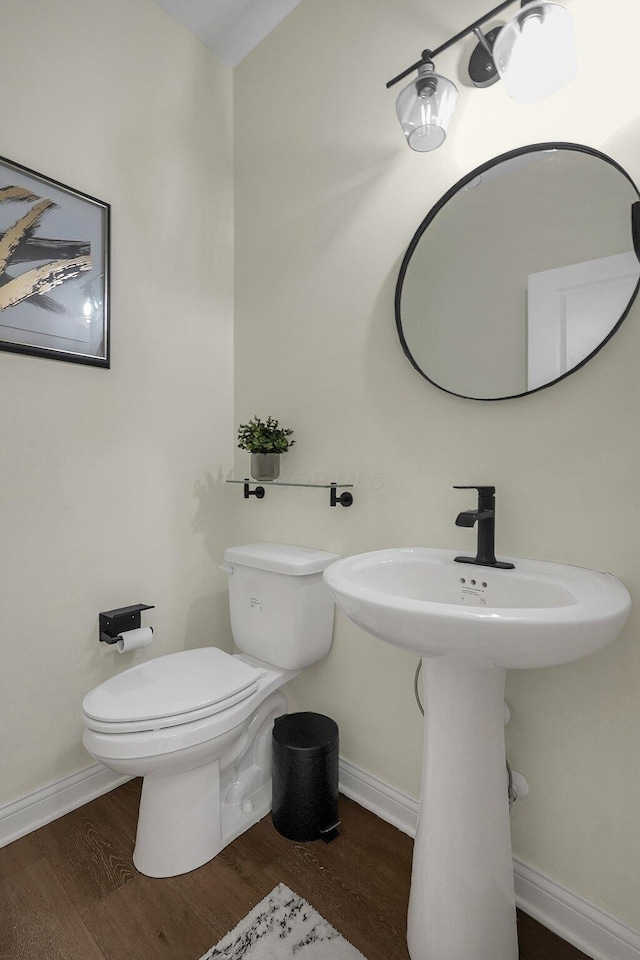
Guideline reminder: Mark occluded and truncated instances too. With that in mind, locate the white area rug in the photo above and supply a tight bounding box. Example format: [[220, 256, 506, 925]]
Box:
[[200, 884, 367, 959]]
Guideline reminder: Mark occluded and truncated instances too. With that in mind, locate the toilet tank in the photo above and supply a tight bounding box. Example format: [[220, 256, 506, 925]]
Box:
[[223, 543, 341, 670]]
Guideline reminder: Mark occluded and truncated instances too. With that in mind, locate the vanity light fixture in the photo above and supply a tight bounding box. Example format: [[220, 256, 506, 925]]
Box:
[[395, 60, 459, 152], [388, 0, 577, 151]]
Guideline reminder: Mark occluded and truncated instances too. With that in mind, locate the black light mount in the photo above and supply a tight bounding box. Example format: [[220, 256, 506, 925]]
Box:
[[468, 26, 503, 87]]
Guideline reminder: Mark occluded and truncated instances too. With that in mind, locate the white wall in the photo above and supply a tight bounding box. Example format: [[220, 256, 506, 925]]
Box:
[[234, 0, 640, 930], [0, 0, 234, 803]]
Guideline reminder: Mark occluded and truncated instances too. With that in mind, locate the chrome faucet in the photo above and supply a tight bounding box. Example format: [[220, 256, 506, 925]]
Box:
[[453, 485, 515, 570]]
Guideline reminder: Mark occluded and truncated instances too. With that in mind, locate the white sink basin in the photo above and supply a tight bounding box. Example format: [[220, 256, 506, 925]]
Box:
[[323, 547, 631, 669]]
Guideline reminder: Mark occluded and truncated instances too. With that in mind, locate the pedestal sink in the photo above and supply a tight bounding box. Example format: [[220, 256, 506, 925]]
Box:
[[323, 548, 631, 960]]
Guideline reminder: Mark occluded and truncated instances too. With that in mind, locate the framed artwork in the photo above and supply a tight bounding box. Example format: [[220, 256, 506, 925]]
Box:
[[0, 154, 110, 367]]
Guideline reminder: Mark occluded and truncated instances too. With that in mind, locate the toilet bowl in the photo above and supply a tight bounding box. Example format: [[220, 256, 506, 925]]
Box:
[[82, 543, 339, 878]]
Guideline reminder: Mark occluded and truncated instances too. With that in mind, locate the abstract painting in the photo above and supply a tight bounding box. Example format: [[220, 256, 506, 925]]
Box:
[[0, 155, 110, 367]]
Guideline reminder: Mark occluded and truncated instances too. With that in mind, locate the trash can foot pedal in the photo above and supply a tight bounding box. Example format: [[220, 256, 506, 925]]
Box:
[[319, 822, 341, 843]]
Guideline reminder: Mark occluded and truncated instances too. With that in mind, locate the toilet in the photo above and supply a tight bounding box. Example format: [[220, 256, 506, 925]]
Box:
[[82, 543, 340, 878]]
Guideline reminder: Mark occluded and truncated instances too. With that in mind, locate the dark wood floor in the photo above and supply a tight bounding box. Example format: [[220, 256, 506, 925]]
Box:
[[0, 779, 589, 960]]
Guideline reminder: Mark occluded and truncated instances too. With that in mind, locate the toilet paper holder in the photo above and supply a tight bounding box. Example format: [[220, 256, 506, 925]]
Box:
[[99, 603, 154, 644]]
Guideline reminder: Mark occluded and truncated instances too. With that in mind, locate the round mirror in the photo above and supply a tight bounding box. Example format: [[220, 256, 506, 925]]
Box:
[[396, 143, 640, 400]]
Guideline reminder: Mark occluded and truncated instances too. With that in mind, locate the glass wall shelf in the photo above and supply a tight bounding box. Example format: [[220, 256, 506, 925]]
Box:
[[226, 479, 354, 508]]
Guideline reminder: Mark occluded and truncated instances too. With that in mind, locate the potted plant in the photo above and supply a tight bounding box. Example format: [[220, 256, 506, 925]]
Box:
[[237, 415, 295, 482]]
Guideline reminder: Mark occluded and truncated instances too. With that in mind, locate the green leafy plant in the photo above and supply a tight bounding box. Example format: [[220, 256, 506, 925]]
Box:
[[237, 416, 296, 454]]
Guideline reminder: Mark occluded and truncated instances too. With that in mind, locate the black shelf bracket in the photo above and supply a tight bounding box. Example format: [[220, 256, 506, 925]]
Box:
[[244, 479, 265, 500], [330, 484, 353, 508]]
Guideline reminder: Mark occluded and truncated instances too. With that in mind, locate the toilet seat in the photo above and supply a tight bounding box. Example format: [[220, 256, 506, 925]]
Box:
[[82, 648, 262, 734], [83, 659, 295, 764]]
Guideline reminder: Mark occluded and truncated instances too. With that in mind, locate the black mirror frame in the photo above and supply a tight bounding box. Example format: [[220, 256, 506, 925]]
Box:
[[395, 142, 640, 401]]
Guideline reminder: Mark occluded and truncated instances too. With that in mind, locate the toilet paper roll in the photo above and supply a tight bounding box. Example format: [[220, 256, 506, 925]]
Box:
[[116, 626, 154, 652]]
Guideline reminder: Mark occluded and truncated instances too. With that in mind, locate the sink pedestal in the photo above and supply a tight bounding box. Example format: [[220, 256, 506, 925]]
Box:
[[407, 658, 518, 960]]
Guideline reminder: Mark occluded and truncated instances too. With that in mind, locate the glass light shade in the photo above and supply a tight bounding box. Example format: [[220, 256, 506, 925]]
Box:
[[493, 1, 577, 104], [396, 63, 459, 152]]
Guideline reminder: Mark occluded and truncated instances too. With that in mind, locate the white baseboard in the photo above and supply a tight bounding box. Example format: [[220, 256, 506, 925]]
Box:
[[338, 757, 640, 960], [513, 858, 640, 960], [339, 756, 419, 837], [0, 764, 130, 848]]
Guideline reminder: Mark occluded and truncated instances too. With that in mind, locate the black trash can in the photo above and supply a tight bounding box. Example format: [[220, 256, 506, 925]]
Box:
[[272, 712, 340, 843]]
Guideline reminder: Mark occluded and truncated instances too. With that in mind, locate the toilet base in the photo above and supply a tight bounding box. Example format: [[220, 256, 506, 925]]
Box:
[[132, 690, 287, 878], [134, 758, 224, 877], [132, 763, 274, 878]]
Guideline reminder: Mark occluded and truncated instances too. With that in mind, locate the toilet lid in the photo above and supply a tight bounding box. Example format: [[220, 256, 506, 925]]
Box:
[[82, 648, 260, 726]]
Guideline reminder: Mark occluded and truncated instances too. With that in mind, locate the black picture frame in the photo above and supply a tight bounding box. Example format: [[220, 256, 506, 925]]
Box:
[[0, 154, 110, 368]]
